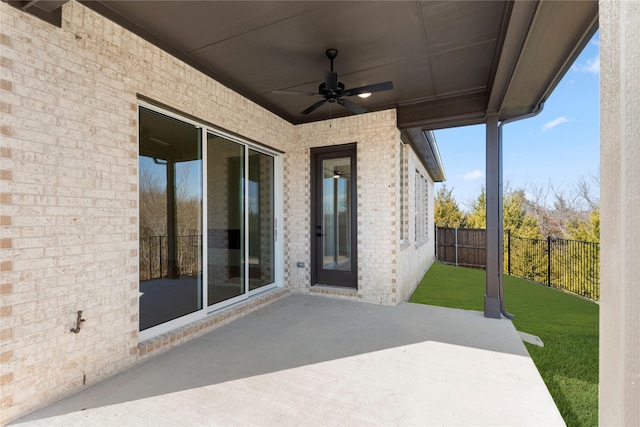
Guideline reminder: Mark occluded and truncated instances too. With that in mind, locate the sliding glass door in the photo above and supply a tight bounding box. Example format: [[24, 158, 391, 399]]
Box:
[[248, 149, 275, 291], [139, 103, 279, 340], [206, 134, 245, 305], [205, 137, 276, 306]]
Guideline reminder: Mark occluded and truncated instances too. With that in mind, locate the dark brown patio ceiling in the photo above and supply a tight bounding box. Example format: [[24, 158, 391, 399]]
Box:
[[75, 0, 597, 131]]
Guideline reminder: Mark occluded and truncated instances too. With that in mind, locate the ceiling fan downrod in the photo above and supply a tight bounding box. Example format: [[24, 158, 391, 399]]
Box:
[[326, 48, 338, 71]]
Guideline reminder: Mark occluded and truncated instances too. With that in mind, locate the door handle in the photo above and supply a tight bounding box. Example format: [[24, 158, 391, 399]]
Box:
[[316, 233, 325, 237]]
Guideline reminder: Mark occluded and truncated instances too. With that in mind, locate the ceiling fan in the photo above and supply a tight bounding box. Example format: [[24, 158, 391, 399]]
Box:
[[272, 48, 393, 115]]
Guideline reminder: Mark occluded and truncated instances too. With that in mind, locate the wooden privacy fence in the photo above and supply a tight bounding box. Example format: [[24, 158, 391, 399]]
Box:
[[435, 226, 486, 268]]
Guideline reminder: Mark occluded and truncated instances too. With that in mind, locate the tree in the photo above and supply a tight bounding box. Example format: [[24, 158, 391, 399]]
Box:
[[465, 186, 541, 238], [568, 209, 600, 242], [466, 187, 486, 229], [525, 172, 600, 240], [139, 159, 167, 238], [503, 189, 541, 238], [434, 185, 466, 227]]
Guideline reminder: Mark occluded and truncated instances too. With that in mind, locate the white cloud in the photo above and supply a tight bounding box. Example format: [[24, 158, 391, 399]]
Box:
[[462, 169, 484, 181], [591, 38, 600, 47], [573, 54, 600, 74], [541, 116, 571, 132]]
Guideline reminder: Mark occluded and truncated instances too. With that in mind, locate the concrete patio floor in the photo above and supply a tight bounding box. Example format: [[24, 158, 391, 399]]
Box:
[[12, 294, 564, 426]]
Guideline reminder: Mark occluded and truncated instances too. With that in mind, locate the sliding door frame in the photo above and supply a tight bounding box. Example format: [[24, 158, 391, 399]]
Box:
[[138, 101, 283, 342]]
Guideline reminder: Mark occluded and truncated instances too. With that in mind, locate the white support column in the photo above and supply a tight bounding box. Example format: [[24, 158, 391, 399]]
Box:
[[600, 1, 640, 425], [484, 114, 502, 319]]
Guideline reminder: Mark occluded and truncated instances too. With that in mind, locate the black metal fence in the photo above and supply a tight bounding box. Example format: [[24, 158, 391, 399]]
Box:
[[506, 231, 600, 301], [139, 235, 201, 281], [435, 226, 600, 302]]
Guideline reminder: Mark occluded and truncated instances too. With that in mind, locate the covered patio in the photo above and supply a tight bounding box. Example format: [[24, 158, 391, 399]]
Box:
[[2, 0, 638, 425], [12, 294, 562, 426]]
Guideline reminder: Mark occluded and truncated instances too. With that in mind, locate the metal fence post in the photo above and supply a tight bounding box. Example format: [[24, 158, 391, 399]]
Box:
[[159, 235, 163, 278], [547, 236, 551, 287], [507, 229, 511, 275]]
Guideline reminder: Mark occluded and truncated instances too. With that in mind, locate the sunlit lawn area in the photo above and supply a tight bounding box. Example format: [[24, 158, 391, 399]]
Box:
[[409, 262, 599, 427]]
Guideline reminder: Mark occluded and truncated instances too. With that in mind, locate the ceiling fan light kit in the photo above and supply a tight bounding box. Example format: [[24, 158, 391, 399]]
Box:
[[273, 48, 393, 115]]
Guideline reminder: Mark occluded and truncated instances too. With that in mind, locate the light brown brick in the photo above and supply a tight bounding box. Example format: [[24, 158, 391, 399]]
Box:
[[0, 350, 12, 363], [0, 239, 12, 249], [0, 147, 11, 158], [0, 284, 11, 294], [0, 372, 14, 386], [0, 34, 10, 47], [0, 395, 13, 409], [0, 306, 11, 317], [0, 328, 13, 341], [0, 57, 12, 70], [0, 215, 10, 226], [0, 79, 11, 91], [0, 126, 11, 137], [0, 261, 12, 272]]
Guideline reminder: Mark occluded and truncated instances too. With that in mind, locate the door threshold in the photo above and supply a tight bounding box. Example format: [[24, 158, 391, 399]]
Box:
[[310, 285, 358, 297]]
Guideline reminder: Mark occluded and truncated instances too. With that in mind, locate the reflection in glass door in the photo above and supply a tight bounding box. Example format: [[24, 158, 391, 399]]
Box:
[[322, 157, 352, 271], [138, 107, 203, 333], [207, 134, 245, 305], [248, 149, 275, 291]]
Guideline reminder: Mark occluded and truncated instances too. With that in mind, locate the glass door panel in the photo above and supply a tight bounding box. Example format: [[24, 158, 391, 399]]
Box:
[[207, 134, 245, 305], [322, 158, 352, 271], [248, 149, 275, 290], [138, 107, 202, 331]]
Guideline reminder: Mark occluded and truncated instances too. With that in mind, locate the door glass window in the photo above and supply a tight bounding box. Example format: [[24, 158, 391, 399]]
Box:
[[322, 157, 352, 271]]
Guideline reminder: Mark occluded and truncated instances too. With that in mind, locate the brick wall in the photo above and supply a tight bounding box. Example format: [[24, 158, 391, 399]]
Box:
[[0, 1, 432, 422], [287, 111, 399, 304], [0, 1, 293, 423], [395, 144, 436, 302]]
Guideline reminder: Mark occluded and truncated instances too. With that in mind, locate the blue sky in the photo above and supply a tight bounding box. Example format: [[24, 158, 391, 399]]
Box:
[[434, 32, 600, 211]]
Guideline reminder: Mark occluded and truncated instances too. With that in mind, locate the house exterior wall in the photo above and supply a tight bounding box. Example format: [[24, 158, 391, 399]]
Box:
[[0, 1, 295, 423], [286, 112, 401, 305], [0, 1, 436, 423], [396, 143, 436, 302]]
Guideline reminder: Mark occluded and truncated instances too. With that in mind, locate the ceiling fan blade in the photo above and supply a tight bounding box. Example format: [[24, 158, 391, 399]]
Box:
[[337, 98, 367, 115], [271, 90, 323, 97], [323, 70, 339, 91], [302, 99, 328, 115], [344, 81, 394, 96]]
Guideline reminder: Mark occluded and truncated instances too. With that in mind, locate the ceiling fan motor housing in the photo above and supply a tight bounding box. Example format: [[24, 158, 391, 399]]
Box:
[[319, 81, 345, 101], [272, 47, 392, 115]]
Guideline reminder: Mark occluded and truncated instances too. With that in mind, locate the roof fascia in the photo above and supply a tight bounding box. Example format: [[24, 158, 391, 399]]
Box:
[[3, 0, 68, 26], [396, 93, 488, 130], [401, 128, 446, 183], [497, 0, 598, 120]]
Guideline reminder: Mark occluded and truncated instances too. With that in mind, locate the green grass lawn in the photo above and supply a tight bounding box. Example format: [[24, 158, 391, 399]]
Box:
[[410, 262, 599, 427]]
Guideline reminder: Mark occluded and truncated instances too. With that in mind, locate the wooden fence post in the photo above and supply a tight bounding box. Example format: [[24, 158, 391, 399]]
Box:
[[455, 227, 459, 266]]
